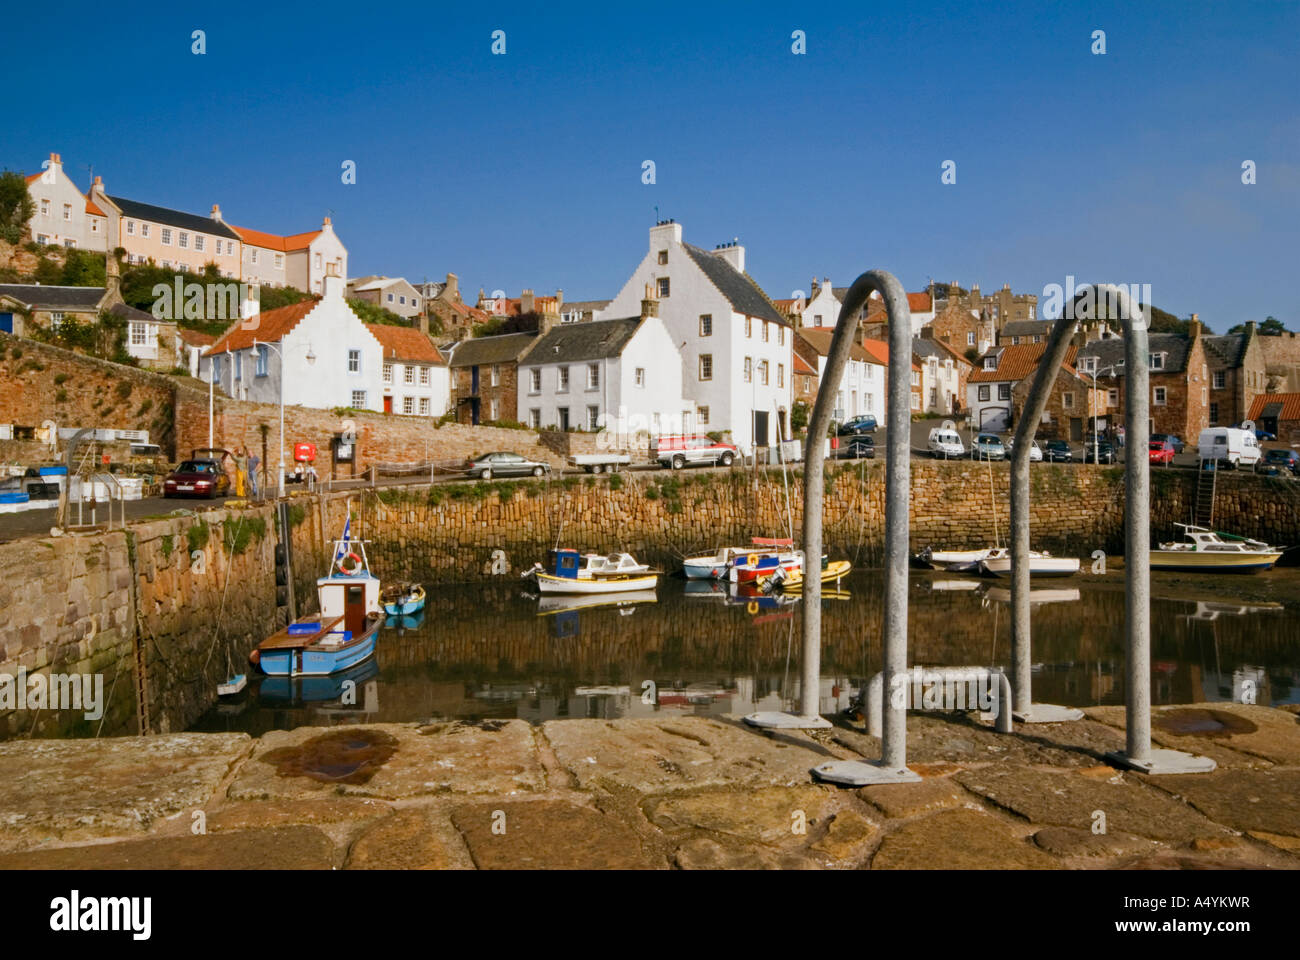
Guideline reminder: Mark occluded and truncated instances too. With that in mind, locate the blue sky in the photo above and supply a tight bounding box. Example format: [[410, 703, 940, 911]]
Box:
[[4, 0, 1297, 328]]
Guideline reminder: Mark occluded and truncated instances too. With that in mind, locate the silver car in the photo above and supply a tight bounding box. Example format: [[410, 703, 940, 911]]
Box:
[[465, 452, 551, 479]]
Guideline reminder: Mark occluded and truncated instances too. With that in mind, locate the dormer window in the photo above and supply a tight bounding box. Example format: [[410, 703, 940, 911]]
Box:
[[1149, 352, 1166, 370], [983, 357, 997, 370]]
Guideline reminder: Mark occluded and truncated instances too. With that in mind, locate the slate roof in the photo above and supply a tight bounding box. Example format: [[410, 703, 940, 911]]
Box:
[[1076, 333, 1190, 375], [681, 244, 786, 325], [108, 196, 240, 240], [1202, 334, 1248, 369], [1248, 393, 1300, 421], [447, 331, 537, 367], [521, 317, 644, 365], [562, 299, 611, 314], [0, 285, 106, 310], [1000, 320, 1052, 339], [106, 302, 161, 325], [912, 337, 972, 366]]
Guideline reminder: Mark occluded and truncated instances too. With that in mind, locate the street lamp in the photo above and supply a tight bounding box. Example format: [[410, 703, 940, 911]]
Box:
[[253, 339, 316, 498], [1083, 361, 1122, 464]]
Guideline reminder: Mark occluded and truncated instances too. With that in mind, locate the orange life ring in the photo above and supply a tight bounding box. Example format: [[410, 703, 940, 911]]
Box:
[[747, 553, 759, 567], [340, 551, 364, 575]]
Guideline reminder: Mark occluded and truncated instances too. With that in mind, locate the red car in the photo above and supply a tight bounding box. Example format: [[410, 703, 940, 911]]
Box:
[[1148, 440, 1176, 465]]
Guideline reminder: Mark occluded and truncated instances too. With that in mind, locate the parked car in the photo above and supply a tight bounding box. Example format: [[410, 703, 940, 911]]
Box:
[[837, 415, 878, 436], [1198, 428, 1262, 469], [836, 437, 876, 459], [1084, 441, 1118, 464], [1043, 440, 1073, 463], [1232, 423, 1276, 442], [1261, 449, 1300, 475], [650, 434, 738, 470], [1151, 433, 1185, 454], [1148, 440, 1176, 465], [927, 427, 965, 459], [1005, 437, 1042, 462], [163, 457, 230, 498], [465, 452, 551, 479], [970, 434, 1005, 461]]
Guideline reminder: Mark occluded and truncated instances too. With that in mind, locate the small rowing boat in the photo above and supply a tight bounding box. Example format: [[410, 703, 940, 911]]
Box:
[[529, 548, 659, 594], [1150, 524, 1285, 573], [382, 582, 426, 616], [978, 547, 1080, 578], [914, 546, 994, 571], [761, 559, 852, 592]]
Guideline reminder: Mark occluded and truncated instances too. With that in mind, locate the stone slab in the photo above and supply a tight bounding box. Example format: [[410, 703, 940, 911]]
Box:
[[542, 717, 832, 793], [860, 775, 970, 819], [954, 766, 1230, 842], [646, 785, 839, 846], [674, 836, 818, 870], [1153, 769, 1300, 839], [1084, 703, 1300, 768], [227, 721, 544, 801], [0, 825, 335, 869], [451, 800, 661, 869], [1032, 826, 1155, 859], [810, 809, 879, 865], [0, 733, 251, 852], [871, 808, 1060, 869], [345, 807, 474, 870]]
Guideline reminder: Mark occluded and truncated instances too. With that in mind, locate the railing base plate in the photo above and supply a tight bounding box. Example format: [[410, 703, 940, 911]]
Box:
[[1104, 748, 1217, 774], [743, 711, 832, 730], [1014, 703, 1085, 723], [812, 760, 922, 786]]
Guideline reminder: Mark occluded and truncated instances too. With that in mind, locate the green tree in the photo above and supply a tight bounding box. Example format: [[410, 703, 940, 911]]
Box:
[[347, 297, 408, 326], [0, 171, 35, 244], [61, 248, 106, 286], [1227, 316, 1287, 336], [33, 257, 62, 285]]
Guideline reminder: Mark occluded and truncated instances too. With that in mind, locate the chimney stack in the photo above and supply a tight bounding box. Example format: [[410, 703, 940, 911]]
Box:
[[104, 254, 122, 303], [445, 272, 459, 302], [521, 289, 535, 314], [322, 261, 344, 300], [210, 203, 223, 222]]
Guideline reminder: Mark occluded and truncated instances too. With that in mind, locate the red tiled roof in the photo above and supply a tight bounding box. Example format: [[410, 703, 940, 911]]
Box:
[[448, 300, 492, 322], [178, 328, 217, 347], [205, 298, 319, 354], [1247, 393, 1300, 421], [798, 328, 878, 364], [860, 339, 891, 366], [85, 199, 106, 217], [25, 173, 41, 185], [366, 324, 445, 364], [229, 224, 321, 252], [774, 298, 804, 312], [968, 342, 1078, 383], [793, 352, 817, 376]]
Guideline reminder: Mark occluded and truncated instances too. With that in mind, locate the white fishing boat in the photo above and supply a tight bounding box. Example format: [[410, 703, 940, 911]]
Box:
[[914, 546, 995, 572], [983, 586, 1082, 604], [580, 552, 652, 577], [1150, 525, 1285, 573], [682, 537, 794, 580], [531, 548, 659, 594], [978, 547, 1080, 578]]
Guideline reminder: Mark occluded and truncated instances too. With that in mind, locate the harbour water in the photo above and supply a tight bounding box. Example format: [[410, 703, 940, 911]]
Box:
[[192, 568, 1300, 735]]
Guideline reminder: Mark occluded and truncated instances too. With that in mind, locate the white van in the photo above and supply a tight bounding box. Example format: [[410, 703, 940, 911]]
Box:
[[1198, 427, 1262, 468], [928, 427, 965, 459]]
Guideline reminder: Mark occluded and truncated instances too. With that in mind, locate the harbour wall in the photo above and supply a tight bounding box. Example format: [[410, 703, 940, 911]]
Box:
[[2, 460, 1299, 739]]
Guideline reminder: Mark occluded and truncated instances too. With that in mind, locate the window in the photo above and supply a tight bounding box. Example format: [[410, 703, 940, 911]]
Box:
[[179, 232, 189, 249], [559, 366, 569, 391], [352, 390, 367, 408], [529, 369, 541, 393], [50, 311, 65, 330], [274, 253, 283, 269], [251, 249, 259, 264], [419, 366, 430, 386], [745, 317, 753, 338], [983, 357, 997, 370], [212, 356, 221, 381], [403, 396, 414, 415], [635, 367, 645, 387], [587, 363, 599, 389], [699, 315, 712, 337], [998, 383, 1011, 401], [1032, 335, 1042, 344], [490, 363, 500, 386], [698, 406, 709, 425], [383, 362, 393, 383], [194, 235, 205, 252], [699, 355, 713, 380], [126, 220, 135, 236], [930, 388, 938, 407], [587, 405, 600, 430], [657, 277, 670, 298], [403, 365, 415, 384], [978, 385, 991, 402], [62, 203, 71, 221], [911, 371, 920, 386], [1108, 388, 1119, 406], [140, 224, 150, 238], [314, 253, 322, 270], [777, 363, 784, 388], [399, 296, 406, 305], [489, 399, 498, 420], [759, 360, 769, 385], [1011, 336, 1021, 346], [161, 228, 172, 245], [762, 322, 770, 342], [1212, 371, 1225, 389], [256, 344, 268, 377], [177, 262, 187, 273], [1063, 392, 1074, 409], [36, 234, 47, 244], [348, 349, 360, 373], [529, 408, 541, 428], [64, 238, 76, 249], [779, 327, 785, 346], [1149, 352, 1165, 370], [1029, 305, 1036, 319], [130, 322, 148, 346], [387, 293, 394, 303], [1153, 386, 1167, 406], [234, 351, 243, 380], [967, 332, 975, 346], [1209, 401, 1219, 424], [40, 199, 49, 217], [744, 357, 752, 383], [911, 393, 921, 411], [419, 398, 430, 416], [658, 250, 668, 265]]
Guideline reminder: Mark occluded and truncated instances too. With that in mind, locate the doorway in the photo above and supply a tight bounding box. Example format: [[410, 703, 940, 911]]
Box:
[[383, 395, 393, 414], [753, 410, 769, 447]]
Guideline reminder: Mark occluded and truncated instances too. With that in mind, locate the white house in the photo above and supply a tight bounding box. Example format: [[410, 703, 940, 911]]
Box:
[[912, 335, 971, 416], [517, 293, 691, 437], [347, 276, 423, 319], [370, 324, 451, 417], [795, 328, 888, 422], [23, 153, 109, 251], [600, 221, 792, 450], [801, 278, 841, 328], [200, 267, 385, 411]]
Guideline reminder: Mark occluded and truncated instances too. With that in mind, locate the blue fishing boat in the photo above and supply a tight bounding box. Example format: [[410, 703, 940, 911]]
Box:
[[382, 582, 426, 616], [252, 512, 382, 677]]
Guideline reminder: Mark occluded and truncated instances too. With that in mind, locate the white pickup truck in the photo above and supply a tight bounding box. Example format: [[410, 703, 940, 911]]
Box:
[[568, 453, 632, 474]]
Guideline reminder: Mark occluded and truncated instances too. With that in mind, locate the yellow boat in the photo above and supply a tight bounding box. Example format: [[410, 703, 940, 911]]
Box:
[[762, 560, 852, 592]]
